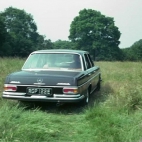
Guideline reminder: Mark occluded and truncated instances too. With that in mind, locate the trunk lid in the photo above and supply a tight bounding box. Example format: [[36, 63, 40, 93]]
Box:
[[7, 70, 83, 86]]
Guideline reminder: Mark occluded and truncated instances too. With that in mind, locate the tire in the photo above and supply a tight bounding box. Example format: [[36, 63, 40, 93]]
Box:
[[81, 89, 90, 106], [96, 75, 101, 91], [96, 80, 101, 91]]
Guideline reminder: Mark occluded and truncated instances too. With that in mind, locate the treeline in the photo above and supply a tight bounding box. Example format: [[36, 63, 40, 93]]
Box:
[[0, 7, 141, 61], [0, 7, 54, 57], [121, 39, 142, 61]]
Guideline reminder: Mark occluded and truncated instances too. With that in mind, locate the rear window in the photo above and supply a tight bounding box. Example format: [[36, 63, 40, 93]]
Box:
[[22, 53, 82, 71]]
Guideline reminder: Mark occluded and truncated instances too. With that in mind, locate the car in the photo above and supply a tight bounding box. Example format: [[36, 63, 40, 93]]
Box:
[[2, 49, 101, 105]]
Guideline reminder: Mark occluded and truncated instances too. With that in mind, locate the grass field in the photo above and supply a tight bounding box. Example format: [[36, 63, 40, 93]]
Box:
[[0, 58, 142, 142]]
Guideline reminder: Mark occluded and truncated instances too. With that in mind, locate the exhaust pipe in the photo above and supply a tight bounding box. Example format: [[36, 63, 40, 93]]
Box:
[[56, 102, 64, 107]]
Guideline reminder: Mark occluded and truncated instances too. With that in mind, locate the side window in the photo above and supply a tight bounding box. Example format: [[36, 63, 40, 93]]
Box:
[[84, 54, 91, 69], [88, 54, 94, 67]]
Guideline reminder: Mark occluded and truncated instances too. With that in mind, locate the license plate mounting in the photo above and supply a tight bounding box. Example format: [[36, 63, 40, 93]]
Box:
[[27, 87, 52, 96]]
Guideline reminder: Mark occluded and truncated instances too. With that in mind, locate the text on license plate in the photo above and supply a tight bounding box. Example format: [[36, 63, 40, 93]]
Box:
[[27, 88, 52, 95]]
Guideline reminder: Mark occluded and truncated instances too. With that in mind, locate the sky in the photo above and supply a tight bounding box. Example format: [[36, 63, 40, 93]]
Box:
[[0, 0, 142, 48]]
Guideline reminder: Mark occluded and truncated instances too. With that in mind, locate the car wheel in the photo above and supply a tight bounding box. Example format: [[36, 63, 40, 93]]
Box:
[[96, 80, 101, 91], [81, 89, 90, 106], [96, 76, 101, 91]]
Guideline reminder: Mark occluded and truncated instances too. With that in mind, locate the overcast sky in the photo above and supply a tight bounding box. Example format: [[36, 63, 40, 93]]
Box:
[[0, 0, 142, 48]]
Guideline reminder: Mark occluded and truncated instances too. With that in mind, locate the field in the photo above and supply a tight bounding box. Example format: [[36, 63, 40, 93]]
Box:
[[0, 58, 142, 142]]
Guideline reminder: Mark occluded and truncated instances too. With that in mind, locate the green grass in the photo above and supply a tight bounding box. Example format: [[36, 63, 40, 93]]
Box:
[[0, 58, 142, 142]]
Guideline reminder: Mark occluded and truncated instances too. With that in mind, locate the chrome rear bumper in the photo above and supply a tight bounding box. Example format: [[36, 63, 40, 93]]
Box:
[[2, 92, 85, 102]]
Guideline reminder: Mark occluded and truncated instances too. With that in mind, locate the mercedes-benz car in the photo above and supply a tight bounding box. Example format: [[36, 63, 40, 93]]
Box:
[[2, 49, 101, 105]]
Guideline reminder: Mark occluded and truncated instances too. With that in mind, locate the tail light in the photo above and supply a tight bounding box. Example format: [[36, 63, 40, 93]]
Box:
[[63, 87, 78, 94], [4, 84, 17, 92]]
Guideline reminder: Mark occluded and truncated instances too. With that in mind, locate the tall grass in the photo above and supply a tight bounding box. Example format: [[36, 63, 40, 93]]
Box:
[[0, 59, 142, 141], [0, 57, 24, 94], [97, 62, 142, 111]]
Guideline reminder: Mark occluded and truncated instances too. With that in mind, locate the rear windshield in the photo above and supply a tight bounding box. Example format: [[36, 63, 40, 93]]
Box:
[[22, 53, 82, 71]]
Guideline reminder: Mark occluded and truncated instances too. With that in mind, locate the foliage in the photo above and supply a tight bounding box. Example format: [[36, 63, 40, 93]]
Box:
[[121, 39, 142, 61], [36, 38, 54, 50], [0, 59, 142, 141], [0, 16, 7, 48], [53, 40, 76, 49], [0, 7, 141, 61], [0, 7, 50, 57], [69, 9, 122, 61]]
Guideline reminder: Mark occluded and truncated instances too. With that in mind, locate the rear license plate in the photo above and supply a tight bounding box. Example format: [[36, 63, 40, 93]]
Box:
[[27, 87, 52, 96]]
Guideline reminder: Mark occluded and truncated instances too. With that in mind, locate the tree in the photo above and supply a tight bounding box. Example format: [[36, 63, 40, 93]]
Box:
[[53, 40, 76, 49], [122, 39, 142, 61], [130, 39, 142, 61], [0, 16, 7, 50], [0, 7, 46, 57], [35, 36, 54, 50], [69, 9, 122, 60]]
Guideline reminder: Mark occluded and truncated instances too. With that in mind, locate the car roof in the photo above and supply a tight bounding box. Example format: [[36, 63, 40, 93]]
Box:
[[32, 49, 88, 55]]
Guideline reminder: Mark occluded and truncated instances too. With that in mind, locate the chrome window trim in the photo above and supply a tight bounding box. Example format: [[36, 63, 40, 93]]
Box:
[[22, 52, 85, 71]]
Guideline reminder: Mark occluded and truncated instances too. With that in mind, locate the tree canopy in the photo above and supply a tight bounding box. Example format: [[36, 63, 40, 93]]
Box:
[[69, 9, 122, 60], [122, 39, 142, 61], [0, 7, 48, 57], [0, 7, 141, 61], [0, 16, 7, 49], [53, 40, 76, 49]]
